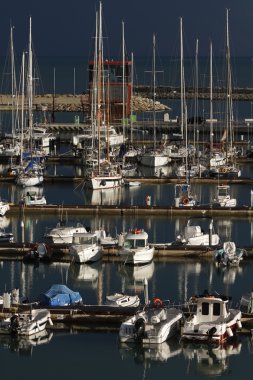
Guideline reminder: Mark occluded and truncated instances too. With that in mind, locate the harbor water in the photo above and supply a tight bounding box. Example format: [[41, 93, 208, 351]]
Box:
[[1, 55, 253, 378]]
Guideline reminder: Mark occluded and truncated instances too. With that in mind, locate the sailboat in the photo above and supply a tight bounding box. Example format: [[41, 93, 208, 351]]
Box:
[[16, 18, 44, 187], [85, 2, 123, 190], [138, 34, 170, 168], [208, 10, 241, 178]]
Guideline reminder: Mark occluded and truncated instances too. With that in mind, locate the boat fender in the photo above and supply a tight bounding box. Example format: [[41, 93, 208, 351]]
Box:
[[226, 327, 233, 337], [237, 320, 242, 329], [153, 298, 163, 307], [207, 326, 217, 338], [183, 197, 189, 205]]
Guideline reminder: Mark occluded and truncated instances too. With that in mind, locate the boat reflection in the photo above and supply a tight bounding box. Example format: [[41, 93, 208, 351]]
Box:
[[119, 337, 182, 363], [68, 262, 102, 288], [214, 263, 243, 285], [181, 340, 242, 376], [0, 330, 53, 356], [83, 187, 122, 206], [118, 262, 155, 293]]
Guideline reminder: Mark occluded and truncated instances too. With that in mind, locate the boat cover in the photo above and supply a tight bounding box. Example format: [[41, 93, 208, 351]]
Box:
[[39, 284, 82, 306]]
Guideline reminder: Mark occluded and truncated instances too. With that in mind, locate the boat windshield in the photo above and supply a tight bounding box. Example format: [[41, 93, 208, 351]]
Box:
[[73, 236, 96, 245], [124, 239, 146, 248]]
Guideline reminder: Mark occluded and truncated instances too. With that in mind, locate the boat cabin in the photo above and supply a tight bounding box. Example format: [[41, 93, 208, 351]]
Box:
[[124, 229, 148, 249], [195, 296, 229, 323], [72, 232, 98, 246], [217, 185, 230, 199]]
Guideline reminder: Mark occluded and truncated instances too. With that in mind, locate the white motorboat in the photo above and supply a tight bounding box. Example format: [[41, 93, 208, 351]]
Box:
[[174, 183, 197, 207], [212, 184, 237, 207], [45, 222, 87, 244], [214, 241, 245, 266], [119, 299, 183, 344], [69, 232, 103, 264], [176, 216, 220, 246], [119, 228, 154, 265], [181, 292, 242, 344], [138, 149, 170, 167], [85, 162, 123, 190], [0, 309, 52, 336], [0, 200, 10, 217], [105, 293, 140, 308], [22, 191, 47, 206]]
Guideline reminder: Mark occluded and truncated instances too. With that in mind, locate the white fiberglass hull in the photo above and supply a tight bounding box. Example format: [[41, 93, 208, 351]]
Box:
[[182, 310, 241, 343], [16, 175, 43, 187], [0, 203, 10, 217], [187, 234, 220, 246], [45, 226, 87, 244], [70, 245, 102, 263], [119, 247, 154, 265], [86, 175, 123, 190], [139, 154, 169, 167]]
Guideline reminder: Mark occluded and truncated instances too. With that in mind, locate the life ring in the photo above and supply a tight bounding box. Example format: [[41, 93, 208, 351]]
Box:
[[153, 298, 163, 307], [132, 228, 141, 234], [183, 197, 189, 205]]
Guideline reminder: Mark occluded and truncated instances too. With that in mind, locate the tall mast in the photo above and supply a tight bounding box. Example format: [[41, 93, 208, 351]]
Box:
[[97, 1, 103, 174], [122, 20, 126, 142], [193, 38, 199, 154], [180, 17, 185, 139], [20, 51, 25, 167], [130, 52, 134, 144], [210, 41, 213, 152], [28, 16, 33, 151], [10, 25, 16, 137], [152, 33, 156, 151]]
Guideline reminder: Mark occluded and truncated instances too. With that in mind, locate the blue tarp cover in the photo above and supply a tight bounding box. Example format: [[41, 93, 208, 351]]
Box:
[[39, 284, 82, 306]]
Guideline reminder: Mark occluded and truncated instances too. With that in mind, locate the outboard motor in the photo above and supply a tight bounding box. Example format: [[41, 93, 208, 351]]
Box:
[[207, 326, 217, 339], [134, 318, 145, 341]]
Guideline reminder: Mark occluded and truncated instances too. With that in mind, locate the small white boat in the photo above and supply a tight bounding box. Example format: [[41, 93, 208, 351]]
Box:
[[23, 191, 46, 206], [176, 216, 220, 246], [45, 222, 87, 244], [119, 299, 183, 344], [119, 228, 154, 265], [0, 309, 52, 336], [212, 184, 237, 207], [69, 232, 102, 264], [0, 200, 10, 217], [174, 183, 197, 207], [214, 241, 245, 266], [105, 293, 140, 308], [181, 292, 242, 344]]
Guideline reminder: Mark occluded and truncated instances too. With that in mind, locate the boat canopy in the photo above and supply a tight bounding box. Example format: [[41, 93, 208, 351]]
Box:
[[39, 284, 82, 306]]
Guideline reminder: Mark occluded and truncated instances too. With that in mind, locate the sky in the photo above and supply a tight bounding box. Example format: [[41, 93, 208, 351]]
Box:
[[1, 0, 253, 58]]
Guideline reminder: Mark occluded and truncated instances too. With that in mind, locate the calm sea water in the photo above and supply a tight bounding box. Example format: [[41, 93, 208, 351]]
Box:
[[1, 56, 253, 379]]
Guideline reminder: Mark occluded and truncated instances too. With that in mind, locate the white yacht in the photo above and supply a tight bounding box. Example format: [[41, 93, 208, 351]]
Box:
[[182, 292, 242, 343], [69, 232, 102, 264], [85, 162, 123, 190], [176, 217, 220, 246], [0, 309, 52, 336], [119, 299, 183, 344], [214, 241, 245, 266], [212, 184, 237, 207], [105, 293, 140, 308], [119, 228, 154, 265], [45, 222, 87, 244]]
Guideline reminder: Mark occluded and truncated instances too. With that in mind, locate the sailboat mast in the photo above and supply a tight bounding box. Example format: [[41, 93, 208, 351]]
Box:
[[130, 52, 134, 144], [28, 16, 33, 152], [152, 33, 156, 151], [193, 38, 198, 154], [210, 41, 213, 152], [180, 17, 184, 140], [10, 26, 16, 137], [225, 8, 233, 159], [20, 52, 25, 167], [122, 20, 126, 142], [97, 2, 103, 174]]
